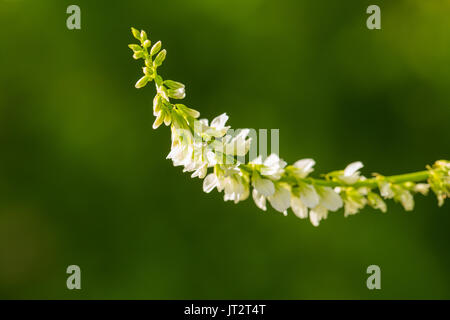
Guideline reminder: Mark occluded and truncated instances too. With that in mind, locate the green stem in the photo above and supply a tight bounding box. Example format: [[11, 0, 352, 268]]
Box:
[[303, 170, 429, 188], [240, 163, 430, 189]]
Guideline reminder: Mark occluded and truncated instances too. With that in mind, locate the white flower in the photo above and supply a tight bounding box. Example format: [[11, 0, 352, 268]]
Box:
[[338, 161, 364, 184], [252, 189, 267, 211], [223, 129, 252, 157], [223, 175, 249, 203], [252, 172, 275, 197], [200, 113, 230, 138], [267, 183, 291, 214], [202, 166, 249, 204], [167, 144, 194, 168], [397, 189, 414, 211], [203, 173, 219, 193], [379, 181, 394, 199], [414, 183, 430, 195], [309, 205, 329, 227], [191, 163, 207, 179], [296, 182, 320, 208], [292, 158, 315, 178], [316, 186, 343, 211], [291, 195, 308, 219], [342, 190, 367, 217], [367, 192, 387, 213], [260, 154, 287, 180]]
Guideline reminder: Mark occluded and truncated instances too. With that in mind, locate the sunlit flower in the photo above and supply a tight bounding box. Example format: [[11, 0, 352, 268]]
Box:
[[414, 183, 430, 195], [316, 186, 343, 211], [309, 205, 329, 227], [260, 154, 287, 180], [338, 161, 364, 184], [267, 183, 291, 214], [252, 189, 267, 211], [291, 195, 308, 219], [292, 158, 315, 178], [252, 172, 275, 197]]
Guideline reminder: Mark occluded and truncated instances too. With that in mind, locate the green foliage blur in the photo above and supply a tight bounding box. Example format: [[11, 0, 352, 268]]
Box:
[[0, 0, 449, 299]]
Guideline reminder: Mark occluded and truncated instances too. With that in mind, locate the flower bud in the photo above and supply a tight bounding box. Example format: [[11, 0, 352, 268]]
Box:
[[153, 110, 165, 129], [143, 67, 153, 76], [154, 50, 166, 66], [164, 110, 172, 126], [176, 104, 200, 118], [164, 80, 185, 90], [135, 75, 149, 88], [140, 30, 147, 42], [131, 27, 141, 40], [143, 40, 151, 48], [133, 51, 144, 60], [128, 44, 141, 52], [168, 87, 185, 99], [150, 41, 162, 56], [153, 95, 162, 115]]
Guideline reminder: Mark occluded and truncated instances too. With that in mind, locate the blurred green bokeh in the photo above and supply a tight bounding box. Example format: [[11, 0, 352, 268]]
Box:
[[0, 0, 449, 299]]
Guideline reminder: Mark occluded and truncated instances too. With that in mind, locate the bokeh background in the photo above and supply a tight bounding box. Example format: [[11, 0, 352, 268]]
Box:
[[0, 0, 449, 299]]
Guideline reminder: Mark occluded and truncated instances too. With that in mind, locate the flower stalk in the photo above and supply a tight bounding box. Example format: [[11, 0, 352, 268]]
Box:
[[129, 27, 449, 226]]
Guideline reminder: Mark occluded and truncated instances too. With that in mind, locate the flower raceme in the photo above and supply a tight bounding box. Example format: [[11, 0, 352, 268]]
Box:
[[129, 27, 450, 227]]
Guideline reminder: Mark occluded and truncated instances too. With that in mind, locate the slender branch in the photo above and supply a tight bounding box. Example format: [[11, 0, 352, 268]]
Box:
[[128, 27, 449, 226]]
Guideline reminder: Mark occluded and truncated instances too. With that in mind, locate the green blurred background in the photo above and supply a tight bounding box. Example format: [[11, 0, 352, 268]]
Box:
[[0, 0, 449, 299]]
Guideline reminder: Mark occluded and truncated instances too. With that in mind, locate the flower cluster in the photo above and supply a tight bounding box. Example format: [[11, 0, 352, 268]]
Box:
[[129, 28, 449, 226]]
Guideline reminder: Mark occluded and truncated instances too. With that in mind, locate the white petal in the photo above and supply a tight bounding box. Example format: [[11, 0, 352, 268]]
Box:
[[192, 164, 207, 179], [293, 158, 315, 178], [309, 206, 328, 227], [211, 113, 228, 129], [253, 175, 275, 197], [203, 174, 218, 193], [400, 190, 414, 211], [252, 189, 267, 211], [414, 183, 430, 195], [318, 187, 343, 211], [291, 196, 308, 219], [309, 210, 320, 227], [233, 128, 250, 140], [251, 155, 263, 165], [344, 161, 363, 177], [380, 182, 394, 199], [268, 184, 291, 213], [298, 183, 320, 208], [263, 154, 281, 167]]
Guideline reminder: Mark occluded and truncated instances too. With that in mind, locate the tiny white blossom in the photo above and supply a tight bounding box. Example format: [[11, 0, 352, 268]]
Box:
[[260, 154, 287, 180], [223, 175, 249, 203], [267, 183, 291, 214], [291, 196, 308, 219], [252, 189, 267, 211], [203, 113, 230, 138], [343, 193, 367, 217], [316, 186, 343, 211], [252, 173, 275, 197], [398, 189, 414, 211], [292, 158, 315, 178], [367, 192, 387, 213], [339, 161, 364, 184], [414, 183, 430, 195], [297, 182, 320, 208], [223, 129, 252, 157], [309, 205, 329, 227], [191, 163, 207, 179], [380, 181, 395, 199]]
